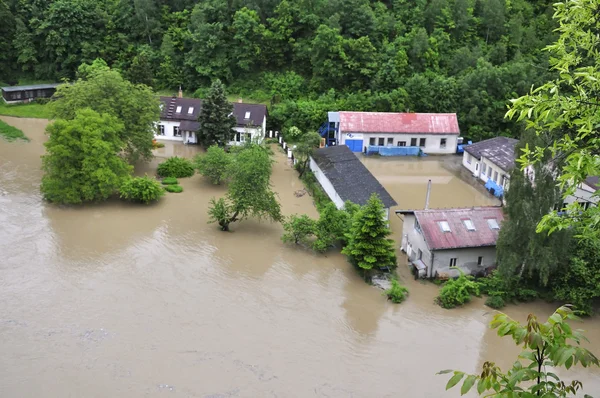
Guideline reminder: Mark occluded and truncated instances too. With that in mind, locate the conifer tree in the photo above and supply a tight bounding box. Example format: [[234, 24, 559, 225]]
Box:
[[342, 193, 396, 279], [198, 79, 236, 147]]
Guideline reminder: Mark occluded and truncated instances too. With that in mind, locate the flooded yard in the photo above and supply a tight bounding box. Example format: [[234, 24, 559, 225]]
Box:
[[1, 116, 599, 397]]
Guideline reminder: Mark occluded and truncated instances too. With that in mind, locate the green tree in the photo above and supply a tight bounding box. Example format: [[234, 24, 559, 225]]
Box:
[[231, 7, 265, 72], [50, 61, 160, 163], [119, 175, 165, 204], [0, 0, 17, 79], [195, 145, 231, 184], [440, 306, 599, 396], [384, 279, 409, 304], [436, 270, 480, 309], [208, 144, 282, 231], [292, 131, 321, 178], [342, 194, 396, 278], [41, 109, 132, 204], [281, 214, 316, 245], [198, 79, 236, 147], [313, 202, 349, 252]]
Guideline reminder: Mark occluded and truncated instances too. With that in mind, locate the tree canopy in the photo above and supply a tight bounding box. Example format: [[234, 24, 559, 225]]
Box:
[[198, 79, 236, 147]]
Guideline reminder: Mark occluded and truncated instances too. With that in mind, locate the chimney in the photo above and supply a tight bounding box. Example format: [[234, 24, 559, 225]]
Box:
[[178, 86, 183, 98], [238, 97, 243, 103], [424, 179, 432, 210]]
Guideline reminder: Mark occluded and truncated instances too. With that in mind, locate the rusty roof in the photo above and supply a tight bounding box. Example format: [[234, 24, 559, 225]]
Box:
[[400, 206, 505, 250], [339, 112, 460, 135]]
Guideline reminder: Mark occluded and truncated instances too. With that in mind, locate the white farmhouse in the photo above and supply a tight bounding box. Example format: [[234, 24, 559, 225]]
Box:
[[309, 145, 397, 220], [398, 206, 504, 278], [156, 95, 267, 145], [321, 111, 460, 154]]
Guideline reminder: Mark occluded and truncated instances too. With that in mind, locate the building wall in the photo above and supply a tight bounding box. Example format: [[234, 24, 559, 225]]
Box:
[[156, 120, 182, 141], [309, 157, 346, 209], [478, 156, 510, 188], [461, 152, 479, 176], [401, 214, 434, 277], [156, 120, 264, 145], [338, 130, 458, 154], [563, 182, 599, 208]]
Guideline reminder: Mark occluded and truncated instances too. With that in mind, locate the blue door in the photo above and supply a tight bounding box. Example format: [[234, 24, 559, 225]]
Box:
[[345, 139, 363, 152]]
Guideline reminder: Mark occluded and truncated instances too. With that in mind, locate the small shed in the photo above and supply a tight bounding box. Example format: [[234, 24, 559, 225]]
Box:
[[309, 145, 397, 219], [1, 83, 60, 104]]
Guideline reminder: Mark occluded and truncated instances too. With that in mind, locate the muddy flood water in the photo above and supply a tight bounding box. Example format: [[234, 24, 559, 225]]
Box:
[[1, 116, 600, 397]]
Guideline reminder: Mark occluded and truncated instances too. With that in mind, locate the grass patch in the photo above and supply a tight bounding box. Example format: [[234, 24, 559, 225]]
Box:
[[0, 102, 52, 119], [0, 119, 28, 141], [161, 177, 179, 185], [165, 184, 183, 193]]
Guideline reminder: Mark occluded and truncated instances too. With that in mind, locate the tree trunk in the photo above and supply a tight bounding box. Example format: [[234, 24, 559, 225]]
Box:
[[298, 158, 309, 178]]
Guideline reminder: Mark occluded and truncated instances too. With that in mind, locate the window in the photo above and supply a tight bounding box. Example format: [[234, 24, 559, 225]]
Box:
[[188, 107, 194, 114], [244, 111, 251, 119], [410, 138, 417, 146], [482, 163, 487, 175], [176, 106, 182, 113], [487, 218, 500, 230], [397, 141, 406, 147], [493, 171, 499, 183], [463, 219, 476, 231], [369, 137, 376, 145], [502, 175, 508, 188], [387, 137, 393, 146], [378, 137, 385, 146], [477, 256, 483, 266], [419, 138, 426, 147], [11, 92, 22, 100], [235, 132, 241, 142], [578, 201, 592, 210], [415, 219, 422, 234], [449, 258, 457, 267], [440, 138, 447, 148], [173, 126, 181, 137], [466, 154, 471, 164], [438, 221, 451, 232], [488, 166, 493, 177], [158, 125, 165, 136], [418, 249, 423, 260]]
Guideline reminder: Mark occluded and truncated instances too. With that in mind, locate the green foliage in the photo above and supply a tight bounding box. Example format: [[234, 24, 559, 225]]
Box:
[[300, 171, 331, 209], [293, 130, 322, 178], [342, 194, 396, 277], [165, 184, 183, 193], [161, 177, 178, 185], [283, 126, 302, 142], [436, 270, 479, 309], [0, 120, 28, 142], [384, 280, 409, 304], [313, 202, 351, 252], [440, 306, 600, 396], [197, 79, 236, 147], [195, 145, 231, 184], [119, 175, 165, 204], [485, 295, 505, 310], [476, 270, 539, 305], [41, 108, 132, 204], [157, 156, 195, 178], [281, 214, 316, 246]]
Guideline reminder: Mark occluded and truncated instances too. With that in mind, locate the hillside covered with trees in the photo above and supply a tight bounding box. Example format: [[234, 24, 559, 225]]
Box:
[[1, 0, 558, 138]]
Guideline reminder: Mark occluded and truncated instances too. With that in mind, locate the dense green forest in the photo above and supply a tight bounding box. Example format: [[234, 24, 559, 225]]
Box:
[[0, 0, 558, 138]]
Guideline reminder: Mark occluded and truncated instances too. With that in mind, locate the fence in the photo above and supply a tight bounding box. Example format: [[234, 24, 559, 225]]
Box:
[[266, 130, 298, 165]]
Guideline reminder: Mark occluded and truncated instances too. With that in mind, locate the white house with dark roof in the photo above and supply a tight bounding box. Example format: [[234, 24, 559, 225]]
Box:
[[321, 111, 460, 154], [157, 95, 267, 145], [309, 145, 397, 220], [397, 206, 504, 278]]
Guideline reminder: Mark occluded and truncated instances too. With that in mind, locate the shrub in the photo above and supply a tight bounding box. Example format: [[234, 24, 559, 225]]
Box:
[[436, 270, 480, 309], [161, 177, 178, 185], [195, 145, 231, 184], [384, 280, 409, 304], [119, 175, 165, 204], [281, 214, 316, 245], [165, 184, 183, 193], [34, 97, 51, 105], [152, 140, 165, 149], [265, 138, 279, 144], [283, 126, 303, 142], [485, 295, 506, 309], [157, 156, 195, 178]]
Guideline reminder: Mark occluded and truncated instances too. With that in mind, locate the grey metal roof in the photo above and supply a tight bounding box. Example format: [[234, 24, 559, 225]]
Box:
[[311, 145, 397, 208], [1, 83, 61, 92], [464, 136, 519, 172]]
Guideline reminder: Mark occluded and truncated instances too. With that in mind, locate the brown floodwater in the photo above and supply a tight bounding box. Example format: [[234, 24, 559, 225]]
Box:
[[1, 116, 599, 397]]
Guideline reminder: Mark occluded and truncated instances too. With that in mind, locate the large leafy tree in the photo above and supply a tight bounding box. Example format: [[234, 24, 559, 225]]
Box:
[[197, 79, 236, 147], [41, 109, 132, 204], [291, 130, 321, 178], [50, 60, 160, 163]]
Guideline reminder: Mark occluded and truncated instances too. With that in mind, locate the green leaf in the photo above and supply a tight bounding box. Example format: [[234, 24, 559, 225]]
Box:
[[446, 372, 465, 390], [461, 375, 476, 395]]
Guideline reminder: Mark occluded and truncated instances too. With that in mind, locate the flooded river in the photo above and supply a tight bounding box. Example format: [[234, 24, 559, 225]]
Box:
[[1, 116, 599, 397]]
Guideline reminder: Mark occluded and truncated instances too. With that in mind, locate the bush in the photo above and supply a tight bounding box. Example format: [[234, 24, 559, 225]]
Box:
[[281, 214, 316, 245], [119, 175, 165, 204], [165, 184, 183, 193], [195, 145, 231, 184], [157, 156, 195, 178], [384, 280, 409, 304], [437, 270, 480, 309], [152, 140, 165, 149], [34, 97, 51, 105], [485, 295, 506, 309], [161, 177, 178, 185], [265, 138, 279, 144]]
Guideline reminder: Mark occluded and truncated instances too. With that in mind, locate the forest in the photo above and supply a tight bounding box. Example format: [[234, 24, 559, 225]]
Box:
[[0, 0, 558, 138]]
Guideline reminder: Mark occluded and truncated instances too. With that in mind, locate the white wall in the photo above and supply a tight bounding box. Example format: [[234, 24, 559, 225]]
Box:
[[401, 214, 434, 277], [462, 152, 479, 176], [479, 156, 510, 188], [338, 130, 458, 154], [563, 182, 599, 208], [156, 120, 182, 141], [156, 120, 264, 146], [309, 157, 346, 209]]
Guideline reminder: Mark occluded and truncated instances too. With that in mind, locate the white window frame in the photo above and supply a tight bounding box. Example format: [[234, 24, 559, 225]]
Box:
[[440, 138, 447, 148], [438, 221, 451, 232], [482, 163, 487, 175], [244, 111, 251, 119], [173, 126, 181, 137], [487, 218, 500, 230], [463, 219, 476, 231], [466, 153, 471, 164], [176, 106, 182, 113], [159, 125, 165, 136], [188, 107, 194, 114]]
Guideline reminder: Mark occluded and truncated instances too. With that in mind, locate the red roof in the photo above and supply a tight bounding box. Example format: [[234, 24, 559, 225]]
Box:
[[412, 207, 504, 250], [339, 112, 460, 135]]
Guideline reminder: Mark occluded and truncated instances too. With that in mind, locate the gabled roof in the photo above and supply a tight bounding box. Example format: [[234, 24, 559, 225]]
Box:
[[464, 137, 519, 172], [338, 112, 460, 135], [159, 96, 267, 127], [585, 176, 599, 191], [1, 83, 61, 92], [311, 145, 397, 208], [398, 206, 505, 250]]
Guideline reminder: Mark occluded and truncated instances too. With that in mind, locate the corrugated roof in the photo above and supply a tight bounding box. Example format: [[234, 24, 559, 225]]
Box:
[[159, 96, 267, 127], [403, 206, 504, 250], [311, 145, 397, 208], [464, 137, 519, 172], [339, 112, 460, 135], [1, 83, 61, 92]]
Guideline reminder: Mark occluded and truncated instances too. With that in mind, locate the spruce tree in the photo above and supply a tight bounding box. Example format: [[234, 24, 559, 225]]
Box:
[[342, 193, 397, 279], [198, 79, 236, 147]]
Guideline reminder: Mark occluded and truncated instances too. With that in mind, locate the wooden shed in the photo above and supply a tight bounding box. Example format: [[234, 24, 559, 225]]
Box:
[[1, 83, 60, 104]]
